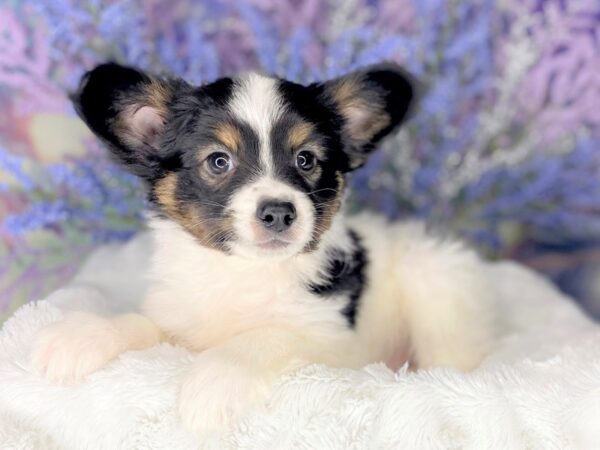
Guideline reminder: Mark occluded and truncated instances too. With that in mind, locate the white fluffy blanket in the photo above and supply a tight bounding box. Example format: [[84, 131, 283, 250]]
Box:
[[1, 233, 599, 449]]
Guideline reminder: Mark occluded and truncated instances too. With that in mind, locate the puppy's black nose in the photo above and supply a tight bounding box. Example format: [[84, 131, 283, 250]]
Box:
[[257, 201, 296, 233]]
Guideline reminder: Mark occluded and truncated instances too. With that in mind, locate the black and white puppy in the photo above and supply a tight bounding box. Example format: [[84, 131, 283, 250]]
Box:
[[32, 63, 497, 436]]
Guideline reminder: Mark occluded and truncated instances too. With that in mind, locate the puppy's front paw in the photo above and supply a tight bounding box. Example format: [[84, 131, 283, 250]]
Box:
[[31, 312, 125, 384], [179, 352, 274, 438]]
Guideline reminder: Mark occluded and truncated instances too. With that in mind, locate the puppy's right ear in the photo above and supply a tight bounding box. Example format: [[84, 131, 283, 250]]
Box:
[[72, 63, 188, 179]]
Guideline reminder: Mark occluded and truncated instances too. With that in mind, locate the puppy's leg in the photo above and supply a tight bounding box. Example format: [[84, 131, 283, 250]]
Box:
[[394, 225, 497, 371], [178, 327, 339, 437], [31, 311, 163, 383]]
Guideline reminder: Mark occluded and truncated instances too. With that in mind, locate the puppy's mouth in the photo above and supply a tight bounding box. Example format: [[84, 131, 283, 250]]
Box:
[[255, 238, 292, 250]]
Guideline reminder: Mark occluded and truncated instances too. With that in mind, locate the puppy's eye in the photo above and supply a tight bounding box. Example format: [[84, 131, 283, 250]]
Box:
[[296, 150, 316, 172], [206, 152, 233, 175]]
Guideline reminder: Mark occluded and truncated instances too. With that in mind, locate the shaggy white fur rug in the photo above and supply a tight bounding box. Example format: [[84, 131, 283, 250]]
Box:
[[1, 233, 599, 449]]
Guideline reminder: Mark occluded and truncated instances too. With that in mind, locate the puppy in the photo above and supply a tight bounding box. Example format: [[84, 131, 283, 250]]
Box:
[[31, 63, 497, 436]]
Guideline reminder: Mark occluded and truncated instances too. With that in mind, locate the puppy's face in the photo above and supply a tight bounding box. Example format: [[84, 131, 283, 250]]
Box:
[[74, 63, 413, 259]]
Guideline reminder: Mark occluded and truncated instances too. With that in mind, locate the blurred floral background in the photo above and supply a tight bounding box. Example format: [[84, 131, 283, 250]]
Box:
[[1, 0, 599, 321]]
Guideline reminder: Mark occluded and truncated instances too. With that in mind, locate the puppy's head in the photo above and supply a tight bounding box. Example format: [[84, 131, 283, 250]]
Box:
[[73, 63, 414, 259]]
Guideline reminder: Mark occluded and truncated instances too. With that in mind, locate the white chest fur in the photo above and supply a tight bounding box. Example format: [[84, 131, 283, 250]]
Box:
[[143, 217, 356, 351], [142, 213, 496, 373]]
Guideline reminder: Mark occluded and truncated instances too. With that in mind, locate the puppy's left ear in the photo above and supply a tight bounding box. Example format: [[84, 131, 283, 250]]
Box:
[[317, 63, 415, 170]]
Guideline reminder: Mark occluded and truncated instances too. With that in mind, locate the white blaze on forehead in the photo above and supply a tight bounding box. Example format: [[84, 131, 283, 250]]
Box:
[[228, 73, 284, 175]]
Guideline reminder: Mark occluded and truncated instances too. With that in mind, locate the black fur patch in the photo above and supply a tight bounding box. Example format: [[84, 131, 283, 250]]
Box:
[[276, 79, 350, 172], [72, 63, 196, 180], [170, 118, 261, 219], [362, 65, 414, 147], [308, 229, 368, 326], [275, 80, 349, 248]]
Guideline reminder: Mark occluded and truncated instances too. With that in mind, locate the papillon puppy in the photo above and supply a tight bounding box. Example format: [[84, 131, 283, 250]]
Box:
[[31, 62, 497, 436]]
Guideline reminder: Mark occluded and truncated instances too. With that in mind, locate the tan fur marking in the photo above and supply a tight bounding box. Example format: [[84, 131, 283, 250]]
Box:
[[331, 76, 362, 107], [154, 173, 180, 215], [306, 165, 323, 185], [331, 76, 390, 145], [154, 173, 201, 236], [113, 78, 172, 148], [214, 122, 242, 151], [154, 173, 232, 251], [143, 79, 172, 113], [113, 114, 134, 147], [305, 171, 345, 252], [288, 121, 314, 149], [350, 103, 390, 143]]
